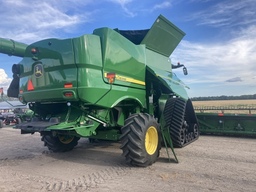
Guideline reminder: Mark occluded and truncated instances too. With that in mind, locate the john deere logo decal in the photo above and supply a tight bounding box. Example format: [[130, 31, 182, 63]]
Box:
[[34, 64, 43, 78]]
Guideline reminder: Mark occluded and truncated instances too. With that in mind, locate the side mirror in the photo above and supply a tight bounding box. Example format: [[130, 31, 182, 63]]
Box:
[[183, 67, 188, 75]]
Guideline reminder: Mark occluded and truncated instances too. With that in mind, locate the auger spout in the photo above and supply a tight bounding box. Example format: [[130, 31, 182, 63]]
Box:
[[0, 37, 27, 57]]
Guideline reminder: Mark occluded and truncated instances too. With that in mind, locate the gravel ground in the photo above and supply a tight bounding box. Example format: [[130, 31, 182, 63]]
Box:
[[0, 126, 255, 192]]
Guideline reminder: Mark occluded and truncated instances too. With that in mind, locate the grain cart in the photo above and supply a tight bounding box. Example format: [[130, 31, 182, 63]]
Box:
[[0, 15, 199, 166]]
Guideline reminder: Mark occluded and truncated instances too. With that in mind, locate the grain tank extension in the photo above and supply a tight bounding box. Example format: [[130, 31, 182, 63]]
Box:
[[0, 15, 199, 167]]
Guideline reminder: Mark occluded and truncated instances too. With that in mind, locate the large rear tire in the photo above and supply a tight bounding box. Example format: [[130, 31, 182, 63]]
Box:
[[120, 113, 161, 167], [41, 134, 80, 152], [0, 120, 3, 128]]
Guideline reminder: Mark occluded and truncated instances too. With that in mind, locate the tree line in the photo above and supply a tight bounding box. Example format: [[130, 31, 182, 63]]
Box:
[[1, 91, 256, 102], [191, 94, 256, 101]]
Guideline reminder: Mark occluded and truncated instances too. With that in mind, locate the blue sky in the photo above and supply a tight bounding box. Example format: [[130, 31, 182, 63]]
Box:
[[0, 0, 256, 97]]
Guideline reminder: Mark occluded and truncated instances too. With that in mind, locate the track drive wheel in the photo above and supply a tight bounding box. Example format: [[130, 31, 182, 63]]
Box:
[[41, 134, 80, 152], [120, 113, 161, 167], [193, 124, 199, 138]]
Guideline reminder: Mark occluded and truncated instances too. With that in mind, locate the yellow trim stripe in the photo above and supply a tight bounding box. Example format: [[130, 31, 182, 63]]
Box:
[[116, 75, 145, 85], [104, 73, 145, 86]]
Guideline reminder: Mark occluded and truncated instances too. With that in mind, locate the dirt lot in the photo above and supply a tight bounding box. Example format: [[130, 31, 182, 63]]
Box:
[[0, 127, 255, 192]]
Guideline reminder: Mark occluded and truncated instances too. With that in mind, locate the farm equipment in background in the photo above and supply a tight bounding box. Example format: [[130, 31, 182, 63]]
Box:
[[0, 110, 17, 128], [195, 106, 256, 137], [0, 101, 29, 128], [0, 15, 199, 166]]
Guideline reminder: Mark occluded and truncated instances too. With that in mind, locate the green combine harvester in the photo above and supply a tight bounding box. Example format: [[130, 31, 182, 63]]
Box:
[[0, 15, 199, 167]]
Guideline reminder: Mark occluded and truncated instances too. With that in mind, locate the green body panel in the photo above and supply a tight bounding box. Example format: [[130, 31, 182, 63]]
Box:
[[141, 14, 185, 57], [197, 113, 256, 137], [147, 66, 188, 100], [88, 129, 120, 141], [19, 38, 78, 102], [93, 27, 146, 89], [73, 35, 111, 105]]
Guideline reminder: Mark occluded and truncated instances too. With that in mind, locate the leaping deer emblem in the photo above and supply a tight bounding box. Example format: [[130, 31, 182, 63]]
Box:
[[34, 64, 43, 78]]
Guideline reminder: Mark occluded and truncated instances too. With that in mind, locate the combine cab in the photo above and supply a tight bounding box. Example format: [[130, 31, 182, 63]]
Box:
[[0, 15, 199, 166]]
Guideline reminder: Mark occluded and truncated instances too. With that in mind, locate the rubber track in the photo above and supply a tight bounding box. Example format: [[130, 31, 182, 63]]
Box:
[[163, 98, 186, 147]]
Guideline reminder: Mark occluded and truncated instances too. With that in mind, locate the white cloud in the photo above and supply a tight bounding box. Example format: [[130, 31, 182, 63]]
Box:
[[0, 69, 12, 93], [108, 0, 133, 3], [107, 0, 136, 17], [187, 0, 256, 28], [0, 0, 93, 43], [106, 0, 172, 17], [152, 1, 172, 11], [172, 25, 256, 96]]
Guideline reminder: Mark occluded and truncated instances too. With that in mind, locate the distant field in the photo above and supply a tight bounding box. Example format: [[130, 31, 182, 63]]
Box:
[[192, 100, 256, 114], [192, 100, 256, 107]]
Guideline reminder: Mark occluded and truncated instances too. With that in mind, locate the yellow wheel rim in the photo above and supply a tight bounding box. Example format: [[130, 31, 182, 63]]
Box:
[[145, 126, 158, 155], [58, 135, 74, 144]]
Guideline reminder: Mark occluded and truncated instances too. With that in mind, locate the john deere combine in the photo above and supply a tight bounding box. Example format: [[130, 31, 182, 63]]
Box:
[[0, 15, 199, 166]]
